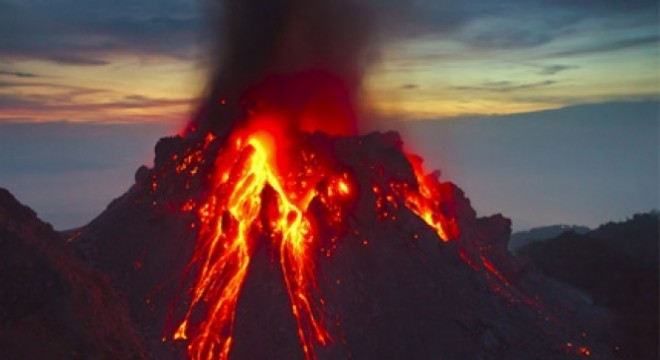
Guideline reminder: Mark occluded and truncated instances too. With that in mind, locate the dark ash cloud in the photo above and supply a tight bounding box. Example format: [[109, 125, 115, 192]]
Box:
[[193, 0, 379, 133]]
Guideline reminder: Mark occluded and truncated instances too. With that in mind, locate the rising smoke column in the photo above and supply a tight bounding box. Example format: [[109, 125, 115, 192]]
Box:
[[191, 0, 376, 136]]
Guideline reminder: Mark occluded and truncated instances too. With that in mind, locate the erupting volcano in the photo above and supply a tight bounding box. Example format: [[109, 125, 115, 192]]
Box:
[[161, 93, 464, 359], [80, 66, 604, 357], [0, 0, 621, 359]]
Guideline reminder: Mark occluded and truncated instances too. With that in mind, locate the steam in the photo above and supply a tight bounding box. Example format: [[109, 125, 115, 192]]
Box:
[[192, 0, 377, 135]]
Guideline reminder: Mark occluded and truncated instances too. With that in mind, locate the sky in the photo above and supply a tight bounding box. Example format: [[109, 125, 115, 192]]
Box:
[[1, 0, 658, 121], [0, 0, 658, 230]]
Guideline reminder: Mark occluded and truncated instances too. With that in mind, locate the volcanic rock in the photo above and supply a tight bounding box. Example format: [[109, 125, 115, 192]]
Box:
[[0, 188, 143, 359], [519, 212, 660, 360], [62, 130, 613, 359]]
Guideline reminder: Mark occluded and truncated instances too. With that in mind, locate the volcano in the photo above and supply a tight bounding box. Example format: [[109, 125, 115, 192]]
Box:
[[1, 107, 607, 359], [1, 109, 620, 358], [0, 0, 622, 358]]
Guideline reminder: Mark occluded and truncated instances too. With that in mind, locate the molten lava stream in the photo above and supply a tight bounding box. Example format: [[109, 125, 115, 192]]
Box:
[[174, 130, 333, 360], [174, 137, 265, 359], [397, 153, 460, 242]]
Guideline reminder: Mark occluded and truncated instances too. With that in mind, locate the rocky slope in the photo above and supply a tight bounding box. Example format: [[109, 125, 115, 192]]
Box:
[[0, 188, 143, 359], [519, 212, 659, 360], [62, 130, 612, 359]]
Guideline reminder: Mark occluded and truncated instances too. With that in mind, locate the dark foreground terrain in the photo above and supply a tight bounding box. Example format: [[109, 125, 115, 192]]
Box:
[[518, 212, 659, 360]]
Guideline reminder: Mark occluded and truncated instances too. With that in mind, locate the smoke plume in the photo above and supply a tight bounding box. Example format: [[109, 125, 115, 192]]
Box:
[[192, 0, 376, 136]]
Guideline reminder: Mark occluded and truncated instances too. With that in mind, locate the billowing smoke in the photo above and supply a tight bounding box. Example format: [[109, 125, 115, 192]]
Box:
[[191, 0, 377, 136]]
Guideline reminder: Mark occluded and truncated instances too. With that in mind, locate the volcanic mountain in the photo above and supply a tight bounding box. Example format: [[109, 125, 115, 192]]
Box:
[[0, 1, 621, 357], [0, 111, 620, 359]]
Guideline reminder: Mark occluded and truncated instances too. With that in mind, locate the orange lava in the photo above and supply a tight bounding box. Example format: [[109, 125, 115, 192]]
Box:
[[173, 122, 349, 360], [399, 153, 460, 241]]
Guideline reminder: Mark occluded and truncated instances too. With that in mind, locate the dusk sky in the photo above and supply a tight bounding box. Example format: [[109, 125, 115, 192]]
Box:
[[1, 0, 658, 121], [0, 0, 658, 230]]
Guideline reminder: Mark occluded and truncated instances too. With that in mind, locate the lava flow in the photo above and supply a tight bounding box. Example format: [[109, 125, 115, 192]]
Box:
[[172, 116, 356, 360]]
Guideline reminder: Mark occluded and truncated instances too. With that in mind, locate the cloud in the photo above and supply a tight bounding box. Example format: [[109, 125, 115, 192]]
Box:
[[0, 92, 191, 112], [0, 79, 193, 122], [550, 35, 660, 58], [0, 80, 109, 103], [0, 80, 100, 92], [44, 55, 111, 66], [0, 0, 657, 67], [0, 70, 37, 78], [400, 84, 419, 90], [0, 94, 39, 109], [462, 26, 560, 49], [0, 0, 203, 65], [452, 80, 556, 93], [550, 0, 658, 14], [379, 0, 471, 37], [379, 0, 657, 52], [532, 64, 579, 76]]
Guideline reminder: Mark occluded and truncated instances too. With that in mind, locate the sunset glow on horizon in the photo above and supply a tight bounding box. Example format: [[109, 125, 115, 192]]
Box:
[[1, 0, 657, 123]]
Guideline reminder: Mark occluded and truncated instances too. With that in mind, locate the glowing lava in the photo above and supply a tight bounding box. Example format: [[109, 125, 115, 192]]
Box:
[[173, 124, 349, 360], [399, 153, 460, 242]]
